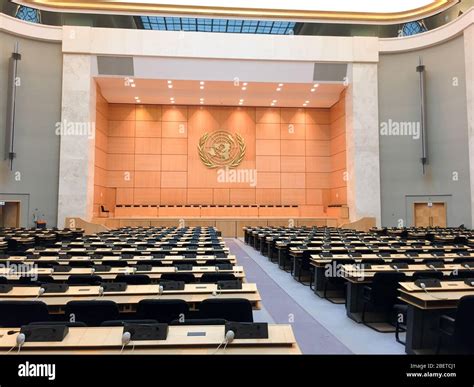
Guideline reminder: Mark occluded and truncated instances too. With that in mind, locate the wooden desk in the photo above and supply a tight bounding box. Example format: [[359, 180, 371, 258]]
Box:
[[0, 325, 300, 355], [0, 283, 262, 311], [1, 266, 246, 282], [398, 281, 474, 354]]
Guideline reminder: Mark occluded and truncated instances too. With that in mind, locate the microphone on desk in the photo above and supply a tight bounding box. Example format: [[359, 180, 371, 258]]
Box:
[[36, 287, 45, 298], [120, 331, 131, 354], [418, 282, 448, 300], [213, 330, 235, 355], [428, 264, 438, 272], [8, 332, 26, 354], [98, 286, 104, 297], [158, 285, 164, 296]]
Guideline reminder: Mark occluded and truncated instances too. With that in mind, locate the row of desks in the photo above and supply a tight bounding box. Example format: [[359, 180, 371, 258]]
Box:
[[0, 265, 245, 281], [0, 325, 300, 354], [0, 254, 237, 265], [0, 283, 262, 311]]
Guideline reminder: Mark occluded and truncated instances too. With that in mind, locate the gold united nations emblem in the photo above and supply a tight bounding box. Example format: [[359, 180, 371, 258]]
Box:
[[198, 131, 246, 169]]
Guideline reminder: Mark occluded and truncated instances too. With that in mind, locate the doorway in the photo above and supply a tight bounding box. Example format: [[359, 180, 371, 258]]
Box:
[[0, 201, 20, 227], [413, 202, 447, 227]]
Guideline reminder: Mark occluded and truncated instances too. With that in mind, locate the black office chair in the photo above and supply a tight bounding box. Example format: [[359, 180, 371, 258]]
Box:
[[199, 298, 253, 322], [136, 299, 189, 323], [0, 301, 50, 327], [160, 273, 196, 283], [200, 273, 237, 283], [436, 295, 474, 354], [393, 271, 444, 344], [102, 260, 128, 268], [0, 276, 8, 284], [362, 272, 406, 330], [64, 300, 120, 326], [66, 275, 103, 285], [17, 275, 55, 285], [115, 274, 151, 285], [450, 270, 474, 279], [69, 261, 94, 268], [323, 259, 355, 302]]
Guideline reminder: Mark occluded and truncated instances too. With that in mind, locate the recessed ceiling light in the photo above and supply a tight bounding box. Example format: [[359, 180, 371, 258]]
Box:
[[136, 100, 141, 103], [167, 80, 172, 84], [134, 96, 139, 99], [170, 98, 175, 101], [168, 85, 173, 89], [200, 98, 204, 101], [278, 83, 284, 87], [171, 101, 175, 104], [303, 104, 307, 107], [200, 101, 204, 104], [131, 84, 136, 88], [200, 86, 205, 90], [241, 87, 247, 91], [272, 100, 277, 103], [313, 83, 319, 88], [305, 100, 310, 104], [243, 82, 248, 86], [276, 88, 281, 91], [200, 81, 205, 85], [310, 88, 316, 92]]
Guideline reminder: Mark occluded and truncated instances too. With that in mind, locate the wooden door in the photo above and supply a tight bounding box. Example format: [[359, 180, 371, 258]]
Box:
[[414, 202, 447, 227]]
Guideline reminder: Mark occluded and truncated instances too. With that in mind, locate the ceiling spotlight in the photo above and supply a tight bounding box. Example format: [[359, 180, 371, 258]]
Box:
[[136, 100, 141, 103], [303, 103, 307, 107], [272, 100, 277, 103], [200, 81, 205, 85], [311, 88, 316, 92], [134, 96, 139, 99], [200, 86, 204, 90], [171, 100, 175, 104], [167, 80, 172, 84], [276, 88, 281, 91], [241, 87, 247, 91], [305, 100, 310, 104], [278, 83, 284, 87], [313, 83, 320, 88], [168, 85, 173, 89], [200, 101, 204, 104], [200, 98, 204, 101], [131, 84, 136, 88], [243, 82, 248, 86], [170, 97, 175, 101]]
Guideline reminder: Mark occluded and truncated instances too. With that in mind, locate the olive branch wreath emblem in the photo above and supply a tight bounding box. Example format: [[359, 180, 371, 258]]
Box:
[[198, 132, 246, 169]]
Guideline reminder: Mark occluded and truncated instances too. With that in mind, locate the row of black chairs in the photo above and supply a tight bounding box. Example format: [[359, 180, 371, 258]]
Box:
[[0, 273, 239, 286], [0, 298, 253, 327]]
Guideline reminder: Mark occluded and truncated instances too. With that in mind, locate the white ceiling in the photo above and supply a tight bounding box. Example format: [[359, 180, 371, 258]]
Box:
[[96, 78, 346, 108]]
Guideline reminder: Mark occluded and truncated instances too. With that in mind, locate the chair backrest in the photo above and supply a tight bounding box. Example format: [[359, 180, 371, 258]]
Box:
[[371, 272, 407, 308], [0, 301, 50, 327], [453, 295, 474, 352], [66, 275, 103, 285], [412, 271, 444, 281], [65, 300, 120, 326], [102, 260, 128, 267], [199, 298, 253, 322], [136, 299, 189, 323], [200, 273, 236, 283], [160, 273, 196, 283], [115, 274, 151, 285]]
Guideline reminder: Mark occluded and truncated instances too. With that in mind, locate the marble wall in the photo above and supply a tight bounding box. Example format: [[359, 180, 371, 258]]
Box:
[[57, 54, 96, 227]]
